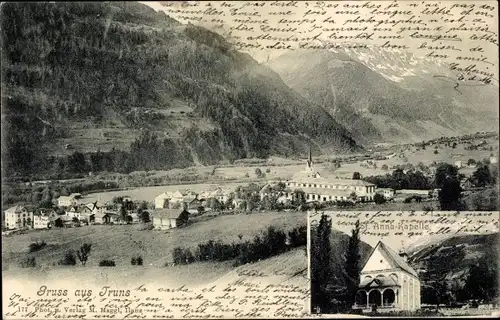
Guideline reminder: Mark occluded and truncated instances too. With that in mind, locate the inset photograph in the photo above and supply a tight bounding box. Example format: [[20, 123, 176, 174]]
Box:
[[309, 211, 500, 317]]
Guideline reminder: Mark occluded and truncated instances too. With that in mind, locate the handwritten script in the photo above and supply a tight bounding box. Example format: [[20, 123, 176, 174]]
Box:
[[151, 0, 499, 86], [3, 268, 310, 319], [310, 211, 499, 243]]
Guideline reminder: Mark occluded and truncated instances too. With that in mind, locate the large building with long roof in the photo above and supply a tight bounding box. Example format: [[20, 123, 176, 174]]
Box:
[[282, 149, 377, 202]]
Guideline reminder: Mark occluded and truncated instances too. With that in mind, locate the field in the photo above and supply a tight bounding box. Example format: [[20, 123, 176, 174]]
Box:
[[2, 211, 306, 271], [334, 138, 498, 178]]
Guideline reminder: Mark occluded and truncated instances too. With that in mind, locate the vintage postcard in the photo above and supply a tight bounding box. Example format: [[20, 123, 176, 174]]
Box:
[[309, 211, 500, 317], [1, 0, 499, 319]]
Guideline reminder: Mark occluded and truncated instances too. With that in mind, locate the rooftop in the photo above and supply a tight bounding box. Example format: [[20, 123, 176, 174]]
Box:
[[363, 241, 419, 277], [4, 205, 26, 214], [359, 276, 399, 288], [289, 174, 375, 187], [152, 208, 189, 220]]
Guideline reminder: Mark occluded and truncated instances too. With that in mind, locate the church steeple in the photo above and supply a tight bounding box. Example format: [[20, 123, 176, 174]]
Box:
[[398, 241, 408, 262], [305, 145, 314, 173], [308, 146, 312, 165]]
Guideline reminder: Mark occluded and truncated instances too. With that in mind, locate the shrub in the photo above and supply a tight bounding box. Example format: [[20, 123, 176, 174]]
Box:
[[131, 256, 143, 266], [403, 197, 413, 203], [28, 240, 47, 253], [172, 247, 187, 265], [174, 224, 308, 267], [99, 259, 116, 267], [373, 193, 387, 205], [19, 256, 36, 268], [77, 243, 92, 266], [58, 251, 77, 266]]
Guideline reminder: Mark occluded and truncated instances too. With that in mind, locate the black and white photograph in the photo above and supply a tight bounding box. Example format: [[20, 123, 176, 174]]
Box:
[[310, 211, 499, 317], [1, 0, 499, 319]]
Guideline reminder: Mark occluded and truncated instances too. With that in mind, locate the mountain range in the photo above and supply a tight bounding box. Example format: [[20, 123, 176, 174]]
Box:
[[1, 2, 357, 177], [266, 49, 499, 145], [2, 2, 498, 178]]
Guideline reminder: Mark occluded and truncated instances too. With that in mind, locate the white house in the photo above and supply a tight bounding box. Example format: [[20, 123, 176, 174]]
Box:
[[4, 205, 33, 230], [200, 188, 231, 204], [376, 188, 395, 200], [66, 206, 82, 220], [169, 190, 198, 208], [57, 193, 81, 207], [454, 160, 463, 168], [353, 241, 421, 312], [155, 192, 173, 209], [152, 209, 190, 230], [33, 214, 51, 229]]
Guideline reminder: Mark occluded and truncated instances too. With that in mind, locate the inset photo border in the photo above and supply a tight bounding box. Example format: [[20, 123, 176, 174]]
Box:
[[308, 210, 500, 317]]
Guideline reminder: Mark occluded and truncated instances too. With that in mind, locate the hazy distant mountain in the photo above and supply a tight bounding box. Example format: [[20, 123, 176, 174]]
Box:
[[267, 49, 499, 145], [1, 2, 358, 178]]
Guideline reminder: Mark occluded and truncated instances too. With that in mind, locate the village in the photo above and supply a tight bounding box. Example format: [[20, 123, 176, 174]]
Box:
[[3, 139, 498, 235]]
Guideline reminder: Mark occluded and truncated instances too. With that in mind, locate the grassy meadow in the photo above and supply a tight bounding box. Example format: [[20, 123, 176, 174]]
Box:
[[2, 211, 306, 271]]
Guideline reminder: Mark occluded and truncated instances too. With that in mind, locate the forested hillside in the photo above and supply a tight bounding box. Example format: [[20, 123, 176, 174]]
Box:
[[1, 2, 358, 180], [409, 233, 499, 304]]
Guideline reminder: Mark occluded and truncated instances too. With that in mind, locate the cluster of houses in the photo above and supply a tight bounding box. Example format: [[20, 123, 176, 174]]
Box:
[[152, 187, 233, 230], [2, 193, 143, 232]]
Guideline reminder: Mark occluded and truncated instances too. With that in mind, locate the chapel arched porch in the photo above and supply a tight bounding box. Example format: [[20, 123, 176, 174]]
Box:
[[353, 288, 398, 310]]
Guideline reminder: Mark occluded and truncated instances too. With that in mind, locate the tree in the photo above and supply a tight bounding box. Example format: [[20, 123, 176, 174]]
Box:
[[90, 148, 104, 172], [311, 214, 334, 313], [373, 193, 386, 204], [472, 164, 492, 187], [119, 204, 127, 222], [381, 164, 389, 171], [344, 220, 362, 305], [438, 177, 463, 210], [435, 163, 459, 188], [139, 211, 150, 223], [349, 192, 357, 202], [464, 256, 498, 302], [352, 172, 361, 180], [467, 158, 476, 166], [67, 151, 88, 173], [54, 218, 64, 228], [112, 196, 124, 204], [76, 243, 92, 266], [433, 276, 452, 309], [255, 168, 265, 179], [292, 189, 306, 206]]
